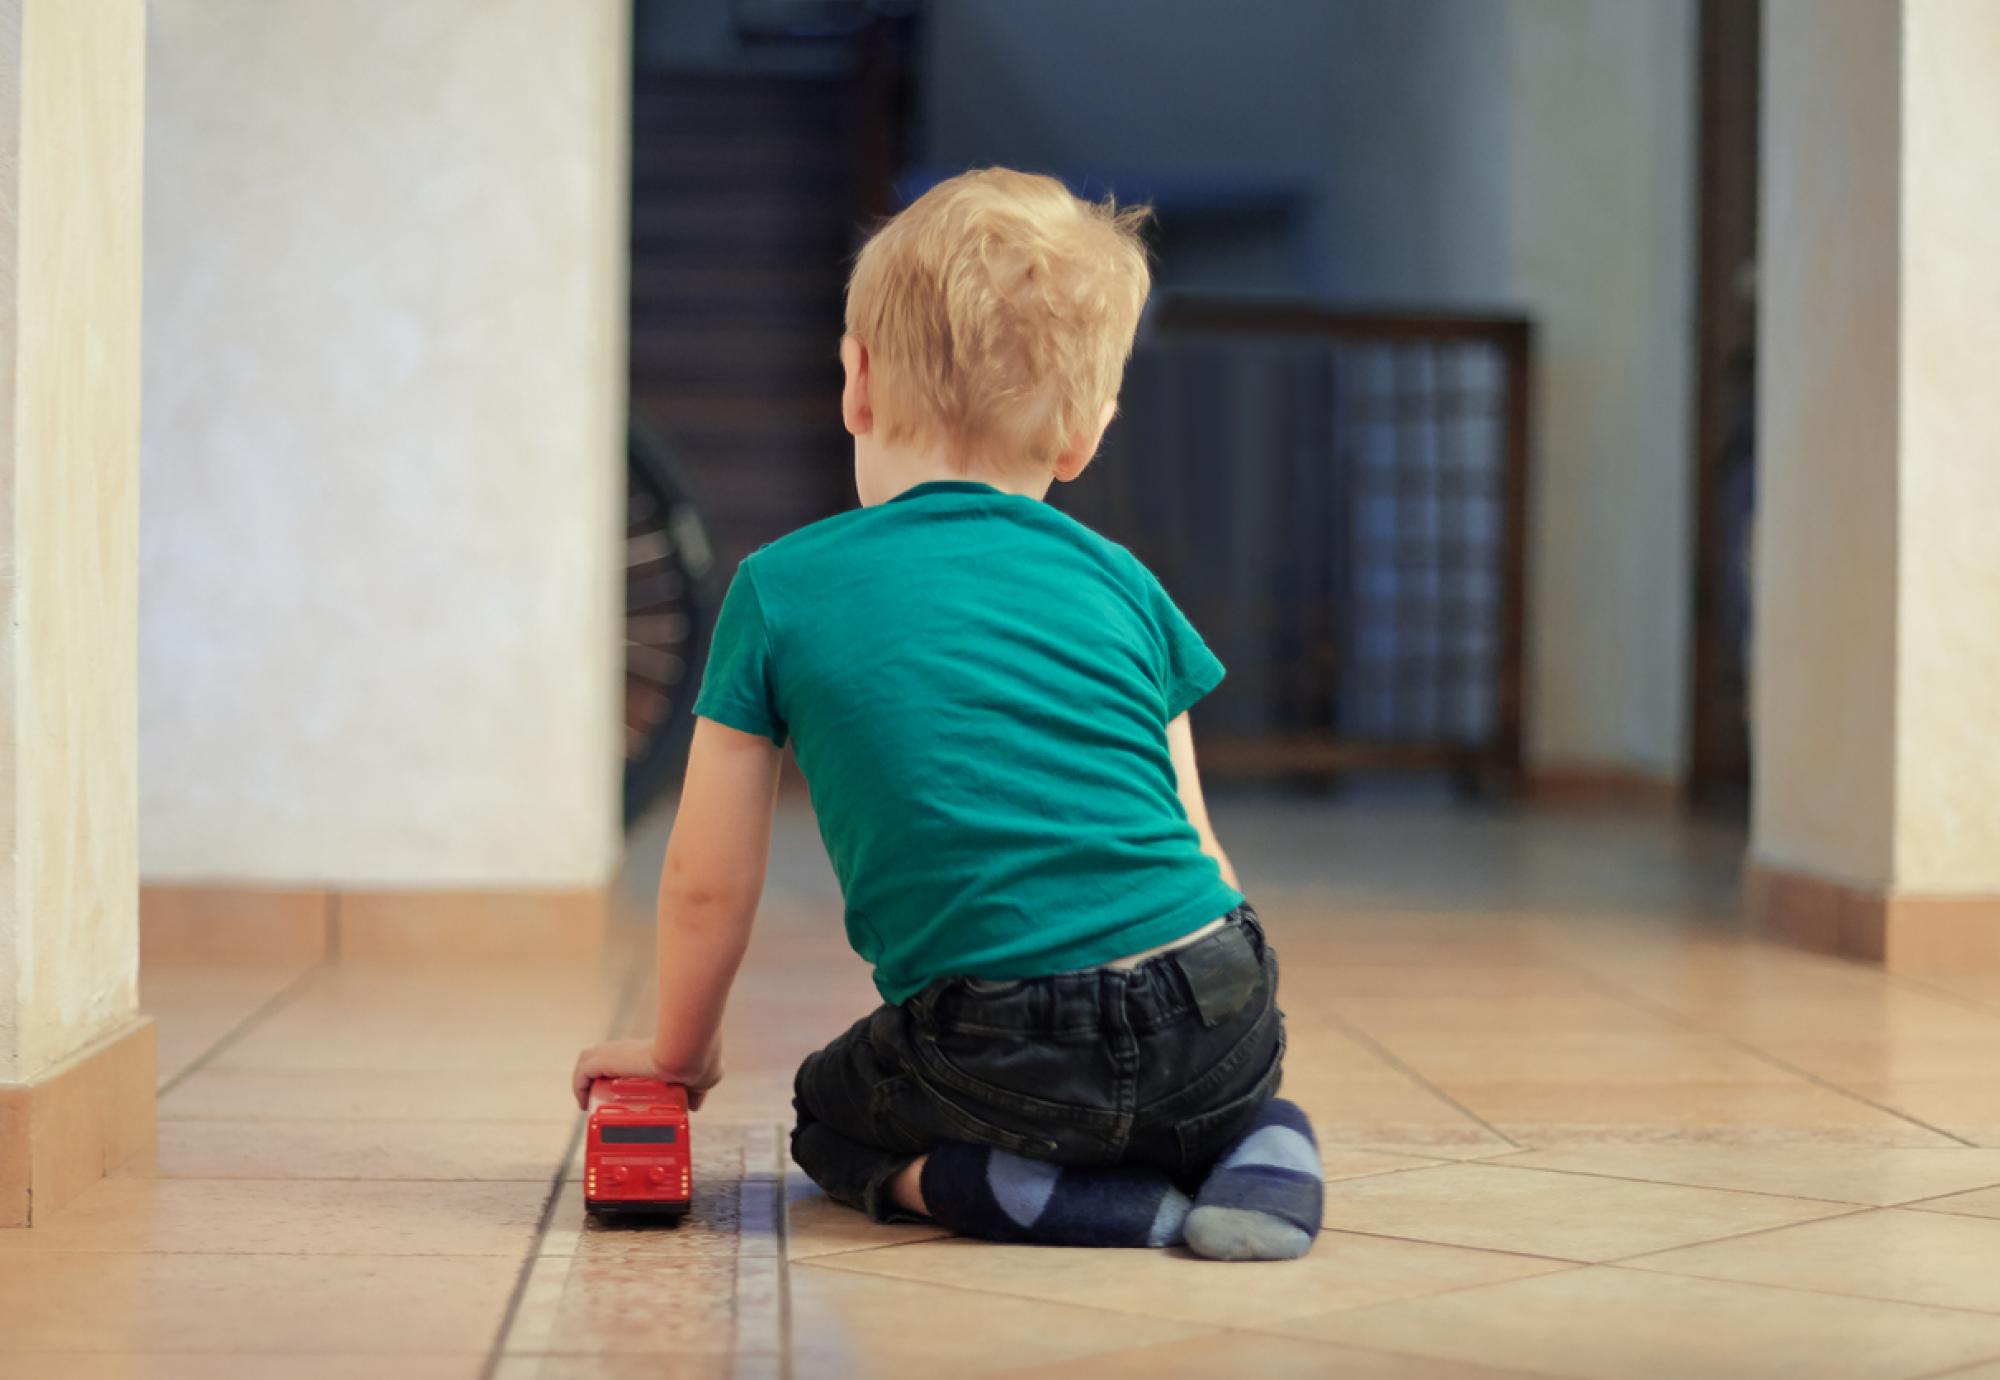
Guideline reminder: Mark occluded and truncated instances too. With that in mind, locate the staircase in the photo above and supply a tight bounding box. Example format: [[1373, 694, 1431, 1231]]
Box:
[[628, 10, 914, 571]]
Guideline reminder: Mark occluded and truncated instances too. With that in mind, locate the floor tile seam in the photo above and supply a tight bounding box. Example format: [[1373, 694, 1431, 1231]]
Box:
[[156, 1115, 582, 1125], [808, 1227, 1584, 1296], [1547, 957, 1982, 1147], [0, 1247, 548, 1259], [1605, 1257, 2000, 1321], [98, 1174, 559, 1185], [1878, 973, 2000, 1024], [154, 962, 330, 1097], [767, 1122, 797, 1380], [147, 1174, 556, 1183], [1309, 1223, 1595, 1265], [784, 1231, 956, 1264], [791, 1250, 1390, 1325], [475, 958, 644, 1380], [1229, 1259, 1597, 1331], [1896, 1188, 2000, 1213], [1184, 1323, 1575, 1380], [0, 1348, 499, 1358], [1315, 1011, 1523, 1149], [1596, 1202, 1882, 1267], [1440, 1155, 1894, 1207]]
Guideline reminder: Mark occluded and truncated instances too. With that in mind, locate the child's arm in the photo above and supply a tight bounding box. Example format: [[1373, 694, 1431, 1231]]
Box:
[[570, 718, 784, 1109], [1167, 712, 1239, 890]]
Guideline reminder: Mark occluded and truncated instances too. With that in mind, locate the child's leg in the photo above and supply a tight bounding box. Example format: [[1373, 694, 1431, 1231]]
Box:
[[913, 1141, 1190, 1248], [790, 1015, 927, 1221], [793, 1010, 1190, 1247]]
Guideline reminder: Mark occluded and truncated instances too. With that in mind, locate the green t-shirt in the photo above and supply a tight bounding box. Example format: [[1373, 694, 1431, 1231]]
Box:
[[693, 479, 1243, 1004]]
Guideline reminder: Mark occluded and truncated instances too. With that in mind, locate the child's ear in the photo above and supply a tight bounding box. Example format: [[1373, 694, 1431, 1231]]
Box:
[[840, 335, 874, 438], [1052, 399, 1118, 484]]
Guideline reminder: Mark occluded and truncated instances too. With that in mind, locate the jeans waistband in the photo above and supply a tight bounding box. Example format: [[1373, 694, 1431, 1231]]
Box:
[[908, 903, 1266, 1038]]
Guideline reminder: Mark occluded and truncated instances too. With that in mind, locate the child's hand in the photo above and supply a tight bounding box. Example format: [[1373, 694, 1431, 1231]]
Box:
[[570, 1038, 724, 1111]]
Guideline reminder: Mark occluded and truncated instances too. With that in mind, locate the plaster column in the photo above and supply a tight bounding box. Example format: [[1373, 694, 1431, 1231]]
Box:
[[0, 0, 154, 1225], [1753, 0, 2000, 966]]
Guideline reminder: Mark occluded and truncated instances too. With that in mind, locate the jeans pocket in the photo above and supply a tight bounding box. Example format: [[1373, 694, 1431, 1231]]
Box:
[[879, 1073, 1058, 1158], [1172, 1021, 1286, 1177]]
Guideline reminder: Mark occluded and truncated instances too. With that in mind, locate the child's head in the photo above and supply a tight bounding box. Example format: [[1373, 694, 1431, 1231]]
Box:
[[840, 168, 1152, 502]]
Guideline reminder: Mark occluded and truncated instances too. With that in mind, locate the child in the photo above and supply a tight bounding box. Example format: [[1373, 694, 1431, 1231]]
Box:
[[572, 168, 1323, 1259]]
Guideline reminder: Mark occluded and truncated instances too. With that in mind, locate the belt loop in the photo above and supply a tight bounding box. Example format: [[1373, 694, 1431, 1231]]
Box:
[[908, 982, 941, 1035]]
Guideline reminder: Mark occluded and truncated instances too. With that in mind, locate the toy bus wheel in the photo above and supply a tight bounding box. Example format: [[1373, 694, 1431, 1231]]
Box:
[[585, 1199, 691, 1224]]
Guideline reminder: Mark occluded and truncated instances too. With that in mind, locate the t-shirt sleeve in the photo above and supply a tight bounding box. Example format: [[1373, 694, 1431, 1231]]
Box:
[[1142, 569, 1226, 720], [692, 561, 788, 747]]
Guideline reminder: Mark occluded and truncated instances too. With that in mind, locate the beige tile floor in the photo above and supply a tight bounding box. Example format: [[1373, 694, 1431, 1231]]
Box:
[[11, 799, 2000, 1378]]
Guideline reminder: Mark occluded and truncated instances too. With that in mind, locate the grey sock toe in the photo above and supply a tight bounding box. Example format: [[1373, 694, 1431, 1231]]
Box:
[[1184, 1204, 1314, 1261]]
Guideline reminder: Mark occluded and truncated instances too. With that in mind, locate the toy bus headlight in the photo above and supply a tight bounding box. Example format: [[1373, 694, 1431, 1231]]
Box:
[[648, 1166, 667, 1185], [611, 1166, 630, 1185]]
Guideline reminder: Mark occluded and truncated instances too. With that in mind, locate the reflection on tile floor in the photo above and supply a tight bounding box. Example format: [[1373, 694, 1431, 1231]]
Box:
[[10, 800, 2000, 1377]]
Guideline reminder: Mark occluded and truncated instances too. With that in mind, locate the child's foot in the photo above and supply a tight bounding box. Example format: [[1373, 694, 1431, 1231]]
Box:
[[1184, 1098, 1323, 1260], [917, 1142, 1189, 1248]]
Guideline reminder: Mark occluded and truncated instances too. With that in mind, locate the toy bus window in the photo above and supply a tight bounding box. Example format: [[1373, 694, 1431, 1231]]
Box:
[[601, 1126, 678, 1144]]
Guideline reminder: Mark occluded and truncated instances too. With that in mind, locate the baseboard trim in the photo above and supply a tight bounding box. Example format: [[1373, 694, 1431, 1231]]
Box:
[[141, 887, 331, 965], [1747, 864, 2000, 969], [141, 884, 610, 966], [1, 1017, 156, 1227]]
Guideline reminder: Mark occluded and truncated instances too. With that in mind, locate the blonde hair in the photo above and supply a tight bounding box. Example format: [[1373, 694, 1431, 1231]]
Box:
[[844, 167, 1152, 473]]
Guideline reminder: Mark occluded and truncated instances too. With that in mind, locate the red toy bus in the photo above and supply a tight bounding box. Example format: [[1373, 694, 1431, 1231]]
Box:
[[584, 1078, 692, 1220]]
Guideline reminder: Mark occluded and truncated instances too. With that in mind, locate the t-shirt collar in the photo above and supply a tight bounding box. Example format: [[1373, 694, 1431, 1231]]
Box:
[[885, 479, 1005, 504]]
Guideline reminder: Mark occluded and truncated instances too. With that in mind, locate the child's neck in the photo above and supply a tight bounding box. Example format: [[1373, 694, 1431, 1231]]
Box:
[[864, 443, 1053, 506]]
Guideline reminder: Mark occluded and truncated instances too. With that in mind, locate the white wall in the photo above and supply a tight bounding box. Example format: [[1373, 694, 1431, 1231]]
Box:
[[1502, 1, 1695, 781], [138, 1, 628, 889], [922, 0, 1696, 781]]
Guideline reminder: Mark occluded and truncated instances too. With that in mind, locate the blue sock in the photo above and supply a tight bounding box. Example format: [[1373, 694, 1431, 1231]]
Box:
[[918, 1142, 1189, 1248], [1184, 1099, 1323, 1260]]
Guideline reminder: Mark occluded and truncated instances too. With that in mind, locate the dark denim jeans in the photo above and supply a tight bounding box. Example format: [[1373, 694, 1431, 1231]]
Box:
[[791, 904, 1285, 1220]]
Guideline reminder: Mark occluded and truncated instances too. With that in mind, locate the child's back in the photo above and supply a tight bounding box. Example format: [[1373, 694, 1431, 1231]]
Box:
[[698, 481, 1240, 1004]]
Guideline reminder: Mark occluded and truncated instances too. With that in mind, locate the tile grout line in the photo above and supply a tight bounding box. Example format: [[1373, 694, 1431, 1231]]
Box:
[[476, 962, 644, 1380], [155, 1104, 584, 1120], [475, 1116, 585, 1380], [1461, 1152, 1978, 1209], [1597, 1202, 1881, 1268], [787, 1229, 954, 1265], [72, 1174, 558, 1184], [807, 1243, 1595, 1333], [743, 1121, 796, 1380], [1318, 1010, 1523, 1149], [1604, 1254, 2000, 1322], [154, 962, 329, 1099], [776, 1125, 796, 1380], [1876, 966, 2000, 1021], [1889, 1187, 2000, 1213], [788, 1154, 1461, 1267], [1551, 957, 1982, 1148], [1215, 1328, 1576, 1380]]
